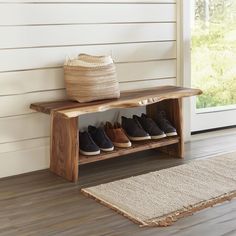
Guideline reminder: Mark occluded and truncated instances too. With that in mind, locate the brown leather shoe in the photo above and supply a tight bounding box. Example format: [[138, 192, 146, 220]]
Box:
[[104, 122, 132, 148]]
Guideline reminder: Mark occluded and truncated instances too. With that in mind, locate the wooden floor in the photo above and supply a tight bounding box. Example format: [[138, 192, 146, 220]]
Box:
[[1, 133, 236, 236]]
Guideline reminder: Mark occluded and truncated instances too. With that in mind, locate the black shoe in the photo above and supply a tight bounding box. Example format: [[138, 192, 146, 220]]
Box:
[[156, 111, 177, 137], [121, 116, 151, 141], [79, 131, 100, 156], [133, 114, 166, 140], [88, 126, 114, 152]]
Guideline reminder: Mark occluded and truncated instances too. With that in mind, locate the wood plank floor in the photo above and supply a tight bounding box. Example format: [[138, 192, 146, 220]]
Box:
[[0, 133, 236, 236]]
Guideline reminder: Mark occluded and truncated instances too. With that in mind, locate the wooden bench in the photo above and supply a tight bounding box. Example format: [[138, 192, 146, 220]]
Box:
[[30, 86, 202, 183]]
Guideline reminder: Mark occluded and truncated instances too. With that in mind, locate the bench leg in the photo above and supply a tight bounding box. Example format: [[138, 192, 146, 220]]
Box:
[[146, 98, 184, 158], [50, 111, 79, 182]]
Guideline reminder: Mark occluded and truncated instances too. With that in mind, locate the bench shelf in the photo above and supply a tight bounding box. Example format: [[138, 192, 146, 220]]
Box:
[[79, 136, 180, 165], [30, 85, 202, 183]]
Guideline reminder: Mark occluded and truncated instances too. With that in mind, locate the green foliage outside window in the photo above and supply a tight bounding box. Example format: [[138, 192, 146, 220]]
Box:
[[192, 0, 236, 108]]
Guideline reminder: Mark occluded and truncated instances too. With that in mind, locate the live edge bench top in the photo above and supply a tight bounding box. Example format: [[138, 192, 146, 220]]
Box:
[[30, 86, 202, 118]]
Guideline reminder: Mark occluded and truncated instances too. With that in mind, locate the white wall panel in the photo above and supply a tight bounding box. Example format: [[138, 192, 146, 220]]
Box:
[[0, 68, 64, 96], [0, 0, 176, 3], [0, 90, 66, 117], [0, 137, 49, 154], [0, 4, 176, 25], [0, 59, 176, 97], [120, 78, 176, 91], [117, 60, 176, 82], [0, 1, 178, 177], [0, 114, 50, 144], [0, 146, 50, 178], [0, 41, 176, 72], [0, 23, 176, 49]]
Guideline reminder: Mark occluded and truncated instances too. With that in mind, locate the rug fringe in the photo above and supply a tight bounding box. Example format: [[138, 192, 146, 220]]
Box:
[[82, 189, 236, 227], [145, 190, 236, 227]]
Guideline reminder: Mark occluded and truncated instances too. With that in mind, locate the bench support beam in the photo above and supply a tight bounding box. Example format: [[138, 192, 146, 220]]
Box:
[[50, 112, 79, 182], [146, 98, 184, 158]]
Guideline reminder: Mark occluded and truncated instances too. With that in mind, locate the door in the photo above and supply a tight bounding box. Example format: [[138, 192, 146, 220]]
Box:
[[191, 0, 236, 132]]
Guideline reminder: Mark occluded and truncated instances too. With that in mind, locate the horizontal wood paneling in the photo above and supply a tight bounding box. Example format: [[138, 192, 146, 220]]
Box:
[[0, 0, 176, 3], [0, 4, 176, 25], [0, 137, 49, 154], [0, 113, 50, 144], [120, 78, 175, 90], [117, 60, 176, 82], [0, 68, 65, 96], [0, 0, 178, 177], [0, 41, 176, 72], [0, 23, 176, 49], [0, 59, 176, 96], [0, 90, 67, 117], [0, 145, 50, 178]]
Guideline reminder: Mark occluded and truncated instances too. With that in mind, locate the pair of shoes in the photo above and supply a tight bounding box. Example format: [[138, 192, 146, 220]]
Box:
[[79, 126, 114, 156], [121, 114, 163, 141], [104, 122, 132, 148], [121, 112, 177, 141], [156, 111, 178, 137]]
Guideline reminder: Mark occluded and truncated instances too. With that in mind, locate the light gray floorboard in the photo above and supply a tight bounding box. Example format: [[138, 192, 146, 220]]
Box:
[[0, 133, 236, 236]]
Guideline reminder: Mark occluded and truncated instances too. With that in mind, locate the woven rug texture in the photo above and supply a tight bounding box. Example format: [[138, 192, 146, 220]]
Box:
[[82, 152, 236, 226]]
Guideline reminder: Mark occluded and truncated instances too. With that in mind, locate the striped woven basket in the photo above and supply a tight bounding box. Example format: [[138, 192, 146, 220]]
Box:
[[64, 54, 120, 103]]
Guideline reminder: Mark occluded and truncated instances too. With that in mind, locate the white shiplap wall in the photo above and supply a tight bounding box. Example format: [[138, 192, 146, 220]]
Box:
[[0, 0, 178, 178]]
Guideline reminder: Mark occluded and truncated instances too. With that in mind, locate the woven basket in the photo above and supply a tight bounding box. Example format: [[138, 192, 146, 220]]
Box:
[[64, 54, 120, 103]]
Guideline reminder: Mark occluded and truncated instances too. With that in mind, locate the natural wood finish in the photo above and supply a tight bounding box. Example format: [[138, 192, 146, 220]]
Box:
[[50, 112, 79, 182], [80, 137, 179, 165], [30, 86, 201, 182], [147, 98, 184, 158], [30, 86, 202, 118]]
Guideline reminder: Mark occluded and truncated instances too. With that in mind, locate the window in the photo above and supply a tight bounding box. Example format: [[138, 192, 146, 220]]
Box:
[[191, 0, 236, 131]]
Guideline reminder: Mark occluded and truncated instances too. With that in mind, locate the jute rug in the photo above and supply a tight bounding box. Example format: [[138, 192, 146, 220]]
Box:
[[81, 152, 236, 227]]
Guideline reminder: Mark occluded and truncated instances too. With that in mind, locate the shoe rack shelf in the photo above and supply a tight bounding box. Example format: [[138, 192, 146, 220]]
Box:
[[30, 86, 202, 183], [80, 137, 180, 165]]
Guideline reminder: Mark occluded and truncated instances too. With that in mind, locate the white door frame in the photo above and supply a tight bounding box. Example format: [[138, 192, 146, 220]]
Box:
[[181, 0, 236, 132], [176, 0, 192, 140]]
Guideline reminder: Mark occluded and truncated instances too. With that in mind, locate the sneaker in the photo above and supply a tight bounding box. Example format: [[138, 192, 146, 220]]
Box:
[[104, 122, 132, 148], [88, 125, 114, 152], [79, 131, 100, 156], [156, 111, 177, 137], [121, 116, 151, 141], [133, 114, 166, 139]]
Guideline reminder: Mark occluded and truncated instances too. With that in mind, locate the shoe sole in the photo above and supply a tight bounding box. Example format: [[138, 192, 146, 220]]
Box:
[[100, 147, 114, 152], [151, 134, 167, 139], [113, 141, 132, 148], [128, 136, 151, 141], [80, 149, 100, 156], [166, 132, 178, 137]]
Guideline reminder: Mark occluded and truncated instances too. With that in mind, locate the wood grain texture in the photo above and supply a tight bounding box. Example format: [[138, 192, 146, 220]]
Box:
[[31, 86, 201, 182], [80, 137, 179, 165], [147, 98, 184, 158], [50, 112, 78, 182], [0, 134, 235, 236], [31, 86, 202, 118]]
